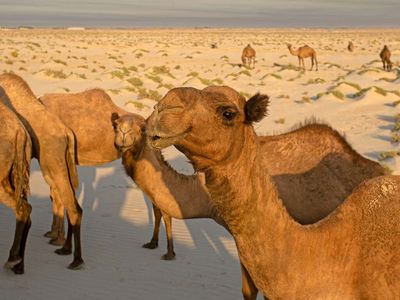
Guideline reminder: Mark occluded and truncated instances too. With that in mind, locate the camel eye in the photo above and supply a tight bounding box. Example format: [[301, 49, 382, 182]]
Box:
[[223, 111, 235, 120], [218, 106, 238, 123]]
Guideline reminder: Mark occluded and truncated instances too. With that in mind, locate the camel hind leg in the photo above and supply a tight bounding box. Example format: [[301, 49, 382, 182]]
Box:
[[1, 190, 32, 274], [161, 212, 175, 260], [42, 159, 83, 270], [143, 204, 162, 249]]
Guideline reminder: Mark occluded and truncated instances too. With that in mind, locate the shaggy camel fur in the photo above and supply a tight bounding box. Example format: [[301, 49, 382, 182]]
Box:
[[0, 74, 83, 270], [40, 89, 178, 259], [241, 44, 256, 69], [287, 44, 318, 71], [348, 41, 354, 52], [146, 86, 400, 299], [0, 100, 32, 274], [380, 45, 393, 71]]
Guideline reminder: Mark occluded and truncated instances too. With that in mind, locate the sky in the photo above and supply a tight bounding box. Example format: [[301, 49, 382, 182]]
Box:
[[0, 0, 399, 28]]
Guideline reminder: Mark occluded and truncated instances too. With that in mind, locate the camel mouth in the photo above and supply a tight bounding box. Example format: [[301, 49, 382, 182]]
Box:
[[115, 143, 135, 152], [147, 132, 187, 149]]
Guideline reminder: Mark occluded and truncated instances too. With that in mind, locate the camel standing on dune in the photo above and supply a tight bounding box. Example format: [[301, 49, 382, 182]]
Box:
[[0, 74, 83, 270], [146, 86, 400, 299], [380, 45, 393, 71], [40, 89, 178, 259], [347, 41, 354, 52], [0, 100, 32, 274], [241, 44, 256, 69], [287, 44, 318, 71]]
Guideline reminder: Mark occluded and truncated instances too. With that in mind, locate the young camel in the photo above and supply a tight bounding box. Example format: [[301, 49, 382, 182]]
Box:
[[0, 73, 83, 270], [287, 44, 318, 71], [0, 100, 32, 274], [380, 45, 393, 71], [241, 44, 256, 69], [347, 41, 354, 52], [40, 88, 177, 259], [146, 86, 400, 299]]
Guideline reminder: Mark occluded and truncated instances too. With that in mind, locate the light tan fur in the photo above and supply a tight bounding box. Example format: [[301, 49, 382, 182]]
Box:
[[0, 97, 32, 274], [146, 86, 400, 299], [380, 45, 393, 71], [241, 44, 256, 69], [0, 73, 83, 270], [287, 43, 318, 71]]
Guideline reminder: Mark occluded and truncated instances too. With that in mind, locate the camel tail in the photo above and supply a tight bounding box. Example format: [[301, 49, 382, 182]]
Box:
[[13, 130, 32, 211], [65, 129, 79, 190]]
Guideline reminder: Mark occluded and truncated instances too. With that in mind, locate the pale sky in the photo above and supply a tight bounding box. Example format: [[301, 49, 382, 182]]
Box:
[[0, 0, 399, 28]]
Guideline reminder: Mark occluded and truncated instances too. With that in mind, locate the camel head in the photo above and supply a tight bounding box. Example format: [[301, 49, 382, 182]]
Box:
[[146, 86, 269, 170], [112, 112, 146, 153]]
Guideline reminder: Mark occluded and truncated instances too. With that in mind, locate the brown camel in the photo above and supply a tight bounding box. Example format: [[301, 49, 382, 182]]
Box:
[[380, 45, 393, 71], [40, 89, 179, 259], [287, 43, 318, 71], [241, 44, 256, 69], [0, 73, 83, 270], [0, 100, 32, 274], [113, 85, 386, 299], [347, 41, 354, 52], [146, 86, 400, 299]]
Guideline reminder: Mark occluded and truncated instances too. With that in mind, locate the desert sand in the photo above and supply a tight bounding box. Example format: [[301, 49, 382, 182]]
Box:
[[0, 28, 399, 299]]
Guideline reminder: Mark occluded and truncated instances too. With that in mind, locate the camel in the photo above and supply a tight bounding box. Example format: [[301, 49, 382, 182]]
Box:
[[146, 86, 400, 299], [241, 44, 256, 69], [0, 73, 83, 270], [380, 45, 393, 71], [40, 89, 179, 259], [0, 100, 32, 274], [348, 41, 354, 52], [287, 43, 318, 71]]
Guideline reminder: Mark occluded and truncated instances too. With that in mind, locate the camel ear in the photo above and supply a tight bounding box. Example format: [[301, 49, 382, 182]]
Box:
[[111, 112, 119, 128], [244, 93, 269, 123]]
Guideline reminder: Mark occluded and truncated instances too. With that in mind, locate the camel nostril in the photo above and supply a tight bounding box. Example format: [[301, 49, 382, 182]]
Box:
[[152, 135, 161, 141]]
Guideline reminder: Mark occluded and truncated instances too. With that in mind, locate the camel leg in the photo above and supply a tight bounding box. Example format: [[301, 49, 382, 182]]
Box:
[[310, 57, 314, 71], [45, 189, 66, 246], [143, 204, 161, 249], [2, 190, 32, 275], [45, 166, 83, 270], [241, 263, 258, 300], [315, 56, 318, 71], [160, 213, 175, 260], [297, 57, 301, 69], [382, 60, 386, 71]]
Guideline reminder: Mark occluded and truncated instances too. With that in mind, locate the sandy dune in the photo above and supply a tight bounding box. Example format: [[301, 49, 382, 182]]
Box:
[[0, 28, 399, 299]]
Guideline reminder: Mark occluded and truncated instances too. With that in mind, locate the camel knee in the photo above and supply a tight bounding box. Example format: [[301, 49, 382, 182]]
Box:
[[16, 202, 32, 222]]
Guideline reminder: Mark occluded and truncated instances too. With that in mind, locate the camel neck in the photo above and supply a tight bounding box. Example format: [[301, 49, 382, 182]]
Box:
[[122, 142, 218, 221], [201, 127, 355, 296]]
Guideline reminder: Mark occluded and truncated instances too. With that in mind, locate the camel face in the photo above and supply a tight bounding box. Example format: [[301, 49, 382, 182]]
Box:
[[147, 86, 269, 168], [112, 113, 145, 152]]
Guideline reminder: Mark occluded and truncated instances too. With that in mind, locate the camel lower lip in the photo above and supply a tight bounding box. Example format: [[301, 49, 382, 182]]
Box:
[[148, 133, 185, 149]]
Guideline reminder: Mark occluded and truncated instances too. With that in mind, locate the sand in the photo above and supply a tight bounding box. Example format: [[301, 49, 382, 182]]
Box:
[[0, 28, 399, 299]]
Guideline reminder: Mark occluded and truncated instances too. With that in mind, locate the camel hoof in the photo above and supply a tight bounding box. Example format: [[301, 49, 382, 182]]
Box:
[[68, 258, 84, 270], [161, 252, 176, 261], [4, 257, 22, 270], [12, 262, 24, 275], [142, 240, 158, 249], [49, 237, 65, 246], [55, 247, 72, 256], [44, 230, 57, 238]]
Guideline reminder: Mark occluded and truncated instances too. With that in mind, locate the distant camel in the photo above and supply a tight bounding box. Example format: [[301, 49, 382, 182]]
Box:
[[380, 45, 393, 71], [241, 44, 256, 68], [0, 99, 31, 274], [287, 44, 318, 71], [146, 86, 400, 299], [0, 74, 83, 270], [347, 41, 354, 52]]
